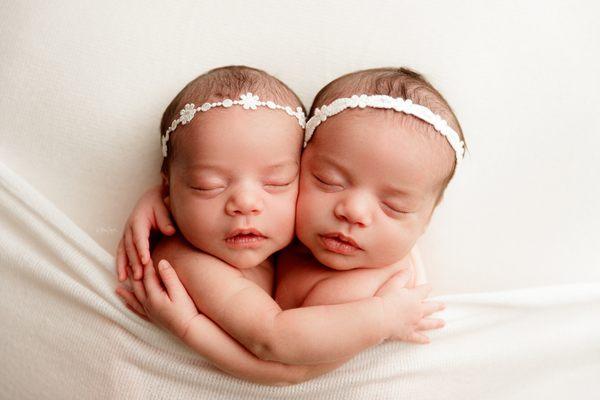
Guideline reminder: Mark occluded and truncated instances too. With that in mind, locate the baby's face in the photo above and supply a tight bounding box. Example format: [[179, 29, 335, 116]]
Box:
[[295, 109, 453, 270], [165, 107, 302, 268]]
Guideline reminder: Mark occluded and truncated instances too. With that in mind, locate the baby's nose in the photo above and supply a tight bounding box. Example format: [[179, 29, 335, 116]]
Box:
[[334, 195, 373, 227], [225, 189, 264, 216]]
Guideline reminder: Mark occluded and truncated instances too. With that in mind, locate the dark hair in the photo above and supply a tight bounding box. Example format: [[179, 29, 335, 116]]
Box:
[[160, 65, 305, 174], [309, 67, 467, 202]]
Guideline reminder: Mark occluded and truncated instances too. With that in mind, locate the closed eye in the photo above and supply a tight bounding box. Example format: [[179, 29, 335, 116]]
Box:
[[191, 186, 225, 192], [264, 181, 294, 190], [381, 202, 410, 215], [313, 174, 337, 186], [312, 173, 344, 192]]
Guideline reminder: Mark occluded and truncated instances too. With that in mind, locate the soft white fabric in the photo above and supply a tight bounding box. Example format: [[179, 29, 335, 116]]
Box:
[[2, 160, 599, 399]]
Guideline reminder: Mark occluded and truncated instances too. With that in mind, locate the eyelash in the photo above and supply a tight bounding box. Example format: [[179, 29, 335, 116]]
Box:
[[382, 202, 409, 215], [313, 174, 342, 189], [191, 186, 224, 192], [264, 181, 293, 189], [312, 174, 410, 215], [192, 184, 292, 194]]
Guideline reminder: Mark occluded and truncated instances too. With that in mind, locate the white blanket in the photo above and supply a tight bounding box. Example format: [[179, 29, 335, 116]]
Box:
[[1, 160, 599, 399]]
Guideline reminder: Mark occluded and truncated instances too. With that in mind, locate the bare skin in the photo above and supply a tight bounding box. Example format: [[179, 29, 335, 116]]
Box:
[[116, 103, 448, 385]]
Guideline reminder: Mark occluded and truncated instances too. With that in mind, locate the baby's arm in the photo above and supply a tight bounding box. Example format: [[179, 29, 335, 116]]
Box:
[[163, 242, 429, 365], [289, 251, 444, 344], [182, 313, 349, 385], [117, 261, 347, 385], [116, 184, 175, 282]]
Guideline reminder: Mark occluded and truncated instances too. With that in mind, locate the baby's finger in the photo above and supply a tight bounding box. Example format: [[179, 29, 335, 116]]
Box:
[[125, 227, 143, 280], [125, 303, 150, 322], [154, 206, 176, 236], [413, 283, 433, 299], [421, 301, 446, 317], [408, 331, 430, 344], [128, 266, 147, 304], [132, 218, 151, 265], [116, 238, 128, 282], [416, 318, 445, 331], [143, 260, 168, 301], [127, 267, 147, 304], [156, 259, 187, 302], [116, 286, 147, 318]]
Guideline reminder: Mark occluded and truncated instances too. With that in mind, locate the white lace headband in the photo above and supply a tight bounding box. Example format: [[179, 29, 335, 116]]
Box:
[[304, 94, 465, 164], [161, 92, 306, 157]]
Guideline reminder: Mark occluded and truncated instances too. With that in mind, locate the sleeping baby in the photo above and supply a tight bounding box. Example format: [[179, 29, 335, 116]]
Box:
[[115, 65, 463, 385]]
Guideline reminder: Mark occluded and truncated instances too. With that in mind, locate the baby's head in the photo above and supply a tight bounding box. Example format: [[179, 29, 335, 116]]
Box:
[[295, 67, 466, 270], [159, 66, 305, 268]]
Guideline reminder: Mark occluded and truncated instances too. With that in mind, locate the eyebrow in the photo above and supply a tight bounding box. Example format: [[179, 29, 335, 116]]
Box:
[[312, 155, 351, 178], [385, 186, 414, 197], [262, 160, 299, 172], [186, 164, 228, 174], [315, 155, 418, 199], [186, 160, 298, 173]]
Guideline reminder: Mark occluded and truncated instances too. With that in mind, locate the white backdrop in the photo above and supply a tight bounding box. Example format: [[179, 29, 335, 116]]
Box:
[[1, 0, 599, 295]]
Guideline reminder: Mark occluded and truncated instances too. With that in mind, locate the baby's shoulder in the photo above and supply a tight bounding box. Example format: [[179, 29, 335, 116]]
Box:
[[274, 244, 329, 309]]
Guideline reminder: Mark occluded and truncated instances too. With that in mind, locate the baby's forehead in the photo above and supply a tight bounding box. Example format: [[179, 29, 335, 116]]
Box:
[[308, 109, 455, 188], [172, 107, 303, 155]]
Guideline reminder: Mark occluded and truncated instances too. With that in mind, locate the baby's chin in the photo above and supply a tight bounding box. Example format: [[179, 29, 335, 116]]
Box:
[[309, 247, 370, 271], [217, 250, 271, 269], [310, 245, 403, 271]]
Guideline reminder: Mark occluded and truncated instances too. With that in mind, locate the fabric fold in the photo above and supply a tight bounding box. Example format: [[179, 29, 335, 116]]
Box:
[[1, 160, 599, 399]]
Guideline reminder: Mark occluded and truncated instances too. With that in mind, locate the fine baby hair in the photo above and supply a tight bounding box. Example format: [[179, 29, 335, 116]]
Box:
[[159, 65, 306, 173]]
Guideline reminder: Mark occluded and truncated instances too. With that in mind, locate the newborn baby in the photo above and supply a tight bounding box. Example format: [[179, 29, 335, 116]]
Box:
[[275, 67, 465, 312], [116, 66, 444, 385]]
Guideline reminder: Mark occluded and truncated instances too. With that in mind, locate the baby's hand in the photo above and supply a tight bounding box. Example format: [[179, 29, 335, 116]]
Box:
[[116, 260, 200, 339], [375, 270, 445, 344], [116, 185, 175, 282]]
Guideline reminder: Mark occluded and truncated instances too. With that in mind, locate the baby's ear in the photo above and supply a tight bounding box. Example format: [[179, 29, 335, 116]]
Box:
[[160, 172, 169, 189], [160, 172, 171, 211]]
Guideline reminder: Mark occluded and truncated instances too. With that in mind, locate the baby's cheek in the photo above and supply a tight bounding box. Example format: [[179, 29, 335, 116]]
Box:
[[295, 190, 320, 235], [184, 205, 219, 239], [269, 193, 298, 244], [370, 223, 414, 265]]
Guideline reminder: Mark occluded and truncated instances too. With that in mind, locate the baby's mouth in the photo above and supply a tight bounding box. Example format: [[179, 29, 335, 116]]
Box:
[[318, 233, 363, 255], [225, 228, 267, 249]]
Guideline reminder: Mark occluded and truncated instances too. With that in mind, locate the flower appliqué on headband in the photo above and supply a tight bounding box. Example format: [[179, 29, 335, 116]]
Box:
[[180, 103, 197, 125], [240, 93, 260, 110]]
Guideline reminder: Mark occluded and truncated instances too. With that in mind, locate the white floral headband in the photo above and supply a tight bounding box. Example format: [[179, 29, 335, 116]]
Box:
[[161, 92, 306, 157], [304, 94, 465, 164]]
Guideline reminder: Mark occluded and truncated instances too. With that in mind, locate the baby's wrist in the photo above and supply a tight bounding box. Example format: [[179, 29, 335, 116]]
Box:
[[180, 314, 201, 342], [373, 296, 393, 342]]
